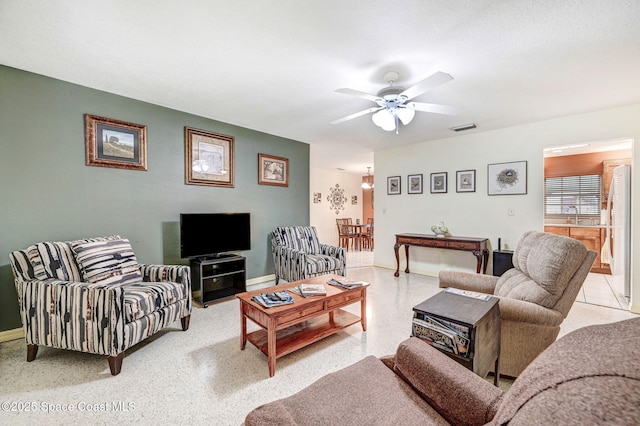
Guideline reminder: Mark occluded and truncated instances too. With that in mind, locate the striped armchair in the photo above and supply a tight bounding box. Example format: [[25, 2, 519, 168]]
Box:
[[271, 226, 346, 284], [9, 235, 191, 376]]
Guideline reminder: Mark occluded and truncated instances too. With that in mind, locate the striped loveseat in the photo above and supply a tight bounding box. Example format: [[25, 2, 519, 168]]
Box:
[[9, 235, 191, 376], [271, 226, 345, 284]]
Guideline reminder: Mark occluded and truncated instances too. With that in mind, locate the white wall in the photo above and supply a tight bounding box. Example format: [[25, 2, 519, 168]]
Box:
[[310, 167, 364, 246], [374, 103, 640, 313]]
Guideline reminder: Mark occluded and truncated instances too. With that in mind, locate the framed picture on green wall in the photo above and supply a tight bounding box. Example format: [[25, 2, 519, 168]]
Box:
[[185, 127, 235, 187], [85, 114, 147, 171], [258, 153, 289, 187]]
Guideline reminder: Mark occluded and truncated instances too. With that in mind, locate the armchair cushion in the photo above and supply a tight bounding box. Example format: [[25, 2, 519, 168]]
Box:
[[494, 231, 588, 308], [245, 355, 448, 425], [71, 238, 142, 286], [304, 254, 343, 275], [394, 338, 503, 426], [123, 281, 187, 322], [35, 242, 81, 280], [272, 226, 322, 254]]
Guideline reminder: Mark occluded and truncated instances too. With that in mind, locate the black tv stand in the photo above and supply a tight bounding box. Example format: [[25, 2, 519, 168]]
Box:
[[196, 253, 236, 262], [190, 254, 246, 307]]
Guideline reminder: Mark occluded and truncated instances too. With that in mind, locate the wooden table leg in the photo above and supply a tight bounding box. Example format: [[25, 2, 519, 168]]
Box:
[[394, 243, 401, 277], [404, 245, 410, 273], [360, 288, 367, 331], [240, 302, 247, 350], [473, 250, 483, 273], [482, 249, 489, 274], [267, 318, 277, 377]]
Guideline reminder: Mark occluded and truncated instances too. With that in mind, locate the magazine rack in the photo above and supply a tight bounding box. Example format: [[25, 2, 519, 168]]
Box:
[[412, 290, 501, 385]]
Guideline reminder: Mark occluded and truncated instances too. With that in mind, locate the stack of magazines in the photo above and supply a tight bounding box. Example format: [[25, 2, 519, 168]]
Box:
[[252, 291, 294, 308], [299, 284, 327, 297], [412, 313, 471, 358], [327, 277, 368, 289]]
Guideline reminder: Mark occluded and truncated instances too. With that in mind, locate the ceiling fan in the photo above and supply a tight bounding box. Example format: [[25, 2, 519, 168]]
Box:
[[331, 71, 460, 133]]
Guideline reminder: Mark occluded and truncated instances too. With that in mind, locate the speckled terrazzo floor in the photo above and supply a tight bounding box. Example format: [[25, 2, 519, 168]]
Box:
[[1, 258, 636, 425]]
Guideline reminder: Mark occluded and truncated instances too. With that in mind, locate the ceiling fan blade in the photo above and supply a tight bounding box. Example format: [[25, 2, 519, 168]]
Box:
[[400, 71, 454, 101], [335, 88, 382, 103], [408, 102, 461, 116], [331, 106, 383, 124]]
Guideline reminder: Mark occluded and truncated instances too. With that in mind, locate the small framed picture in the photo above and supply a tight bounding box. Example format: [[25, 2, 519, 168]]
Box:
[[408, 174, 423, 194], [185, 127, 234, 187], [85, 114, 147, 171], [258, 153, 289, 187], [430, 172, 448, 193], [456, 170, 476, 193], [488, 161, 527, 195], [387, 176, 401, 195]]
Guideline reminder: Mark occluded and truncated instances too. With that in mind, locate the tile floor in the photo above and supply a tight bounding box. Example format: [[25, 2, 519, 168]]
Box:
[[345, 250, 630, 311], [578, 272, 630, 310], [1, 251, 635, 424]]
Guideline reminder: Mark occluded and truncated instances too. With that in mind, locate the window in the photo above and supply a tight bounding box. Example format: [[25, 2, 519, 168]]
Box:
[[544, 175, 601, 216]]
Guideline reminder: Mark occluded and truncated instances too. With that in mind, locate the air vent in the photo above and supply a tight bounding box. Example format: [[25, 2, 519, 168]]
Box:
[[450, 123, 477, 132]]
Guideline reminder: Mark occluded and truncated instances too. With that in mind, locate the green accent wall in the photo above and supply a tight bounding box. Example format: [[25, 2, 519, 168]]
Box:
[[0, 65, 309, 331]]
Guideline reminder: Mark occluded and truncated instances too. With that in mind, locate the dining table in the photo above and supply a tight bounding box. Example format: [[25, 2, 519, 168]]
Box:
[[343, 223, 372, 251]]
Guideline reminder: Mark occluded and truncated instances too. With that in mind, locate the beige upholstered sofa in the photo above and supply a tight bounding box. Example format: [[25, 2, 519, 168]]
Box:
[[439, 230, 596, 377], [245, 318, 640, 425]]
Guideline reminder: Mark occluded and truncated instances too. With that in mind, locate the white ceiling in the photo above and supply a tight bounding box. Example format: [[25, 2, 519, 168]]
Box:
[[2, 1, 640, 175]]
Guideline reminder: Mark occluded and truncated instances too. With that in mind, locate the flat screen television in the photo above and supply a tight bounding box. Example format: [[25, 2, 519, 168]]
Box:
[[180, 213, 251, 259]]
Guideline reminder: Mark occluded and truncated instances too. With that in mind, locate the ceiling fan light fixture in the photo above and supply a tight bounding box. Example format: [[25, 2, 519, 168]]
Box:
[[372, 109, 396, 131], [396, 107, 415, 125]]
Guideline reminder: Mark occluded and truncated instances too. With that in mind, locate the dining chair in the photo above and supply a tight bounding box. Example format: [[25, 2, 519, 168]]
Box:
[[361, 218, 374, 250], [336, 218, 356, 251]]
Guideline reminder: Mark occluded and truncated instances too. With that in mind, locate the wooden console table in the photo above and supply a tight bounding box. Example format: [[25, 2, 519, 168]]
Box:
[[394, 233, 489, 277]]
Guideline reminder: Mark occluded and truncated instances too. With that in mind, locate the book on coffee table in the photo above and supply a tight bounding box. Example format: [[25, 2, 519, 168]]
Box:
[[299, 284, 327, 297], [252, 291, 294, 308], [327, 278, 368, 289]]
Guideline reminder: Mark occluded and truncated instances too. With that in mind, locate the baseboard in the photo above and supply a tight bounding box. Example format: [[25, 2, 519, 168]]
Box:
[[0, 327, 23, 343], [246, 274, 276, 287]]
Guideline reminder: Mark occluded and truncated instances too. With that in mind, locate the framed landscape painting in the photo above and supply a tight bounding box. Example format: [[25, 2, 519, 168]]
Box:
[[185, 127, 235, 187], [85, 114, 147, 171], [258, 153, 289, 187]]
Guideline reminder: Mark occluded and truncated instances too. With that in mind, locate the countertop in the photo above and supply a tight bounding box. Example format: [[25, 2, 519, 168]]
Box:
[[544, 223, 605, 228]]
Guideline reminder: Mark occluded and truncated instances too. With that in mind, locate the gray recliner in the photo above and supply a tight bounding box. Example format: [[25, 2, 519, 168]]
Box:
[[439, 230, 597, 377]]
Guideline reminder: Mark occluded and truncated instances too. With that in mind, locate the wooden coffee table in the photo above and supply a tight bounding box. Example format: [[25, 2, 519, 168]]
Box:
[[237, 274, 368, 377]]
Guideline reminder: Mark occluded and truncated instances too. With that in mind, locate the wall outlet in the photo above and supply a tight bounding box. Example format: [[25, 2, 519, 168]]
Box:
[[508, 208, 515, 216]]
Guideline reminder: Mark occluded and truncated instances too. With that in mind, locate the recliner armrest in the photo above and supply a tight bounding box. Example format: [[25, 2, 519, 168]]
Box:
[[438, 270, 499, 294], [393, 337, 503, 425], [495, 296, 565, 326]]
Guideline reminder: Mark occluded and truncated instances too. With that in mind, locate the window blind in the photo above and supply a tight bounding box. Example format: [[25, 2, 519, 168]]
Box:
[[544, 175, 601, 216]]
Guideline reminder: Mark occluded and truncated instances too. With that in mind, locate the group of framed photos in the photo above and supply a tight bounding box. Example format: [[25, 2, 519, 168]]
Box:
[[387, 161, 527, 196], [84, 114, 289, 188]]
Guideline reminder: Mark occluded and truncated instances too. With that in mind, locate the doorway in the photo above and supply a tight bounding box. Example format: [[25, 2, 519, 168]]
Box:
[[543, 138, 632, 310]]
